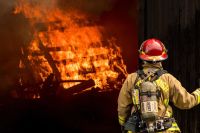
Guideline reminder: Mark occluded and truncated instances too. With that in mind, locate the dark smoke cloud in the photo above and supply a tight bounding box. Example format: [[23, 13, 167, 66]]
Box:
[[58, 0, 115, 15], [0, 0, 16, 17], [0, 0, 32, 95]]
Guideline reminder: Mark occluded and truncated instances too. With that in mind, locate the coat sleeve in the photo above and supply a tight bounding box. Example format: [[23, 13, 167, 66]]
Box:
[[167, 74, 200, 109], [117, 73, 137, 125]]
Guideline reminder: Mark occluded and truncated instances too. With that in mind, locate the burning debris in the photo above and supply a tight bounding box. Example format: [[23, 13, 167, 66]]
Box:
[[14, 0, 127, 98]]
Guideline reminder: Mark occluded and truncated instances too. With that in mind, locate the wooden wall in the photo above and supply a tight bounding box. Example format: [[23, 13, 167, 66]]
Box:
[[138, 0, 200, 132]]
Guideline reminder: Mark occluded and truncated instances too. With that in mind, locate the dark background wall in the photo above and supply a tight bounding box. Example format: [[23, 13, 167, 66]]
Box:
[[139, 0, 200, 132]]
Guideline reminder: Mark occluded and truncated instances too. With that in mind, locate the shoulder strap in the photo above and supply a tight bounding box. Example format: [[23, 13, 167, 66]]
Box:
[[156, 69, 168, 77], [137, 70, 146, 79], [133, 70, 143, 89], [134, 69, 167, 87], [150, 69, 168, 81], [133, 69, 168, 111]]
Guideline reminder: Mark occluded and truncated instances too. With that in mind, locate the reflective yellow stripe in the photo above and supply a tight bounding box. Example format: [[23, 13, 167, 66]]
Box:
[[135, 79, 142, 87], [165, 110, 172, 117], [118, 116, 126, 125], [194, 92, 200, 104], [132, 89, 140, 105], [155, 78, 170, 107], [166, 122, 181, 132], [136, 104, 140, 110], [133, 80, 141, 107], [192, 89, 200, 104], [198, 95, 200, 104], [155, 78, 169, 95], [163, 99, 169, 107]]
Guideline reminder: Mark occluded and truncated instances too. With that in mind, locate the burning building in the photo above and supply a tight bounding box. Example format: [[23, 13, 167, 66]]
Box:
[[14, 0, 128, 99]]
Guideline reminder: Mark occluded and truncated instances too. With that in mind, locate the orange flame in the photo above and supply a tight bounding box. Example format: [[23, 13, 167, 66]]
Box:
[[15, 0, 127, 91]]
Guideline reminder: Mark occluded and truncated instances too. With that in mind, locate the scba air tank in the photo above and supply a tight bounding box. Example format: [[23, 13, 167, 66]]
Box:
[[140, 81, 159, 121]]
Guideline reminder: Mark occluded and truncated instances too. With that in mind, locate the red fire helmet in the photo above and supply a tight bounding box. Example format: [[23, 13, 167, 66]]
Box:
[[139, 38, 168, 61]]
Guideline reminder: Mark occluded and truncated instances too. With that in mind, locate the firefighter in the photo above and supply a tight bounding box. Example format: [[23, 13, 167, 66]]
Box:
[[118, 38, 200, 133]]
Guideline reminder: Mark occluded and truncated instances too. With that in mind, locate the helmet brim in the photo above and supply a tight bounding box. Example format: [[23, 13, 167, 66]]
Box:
[[139, 53, 168, 61]]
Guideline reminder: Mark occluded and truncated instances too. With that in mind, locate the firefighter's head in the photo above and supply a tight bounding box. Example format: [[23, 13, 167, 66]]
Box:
[[139, 38, 168, 63]]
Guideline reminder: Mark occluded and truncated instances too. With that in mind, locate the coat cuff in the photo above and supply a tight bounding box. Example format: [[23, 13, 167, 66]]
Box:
[[192, 89, 200, 104], [118, 115, 126, 126]]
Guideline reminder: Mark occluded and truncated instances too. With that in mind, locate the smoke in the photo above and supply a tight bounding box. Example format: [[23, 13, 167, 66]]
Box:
[[0, 0, 15, 17], [58, 0, 115, 15], [0, 0, 32, 94], [13, 0, 115, 16]]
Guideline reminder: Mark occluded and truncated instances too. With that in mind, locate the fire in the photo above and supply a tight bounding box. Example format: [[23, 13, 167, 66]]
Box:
[[15, 0, 127, 93]]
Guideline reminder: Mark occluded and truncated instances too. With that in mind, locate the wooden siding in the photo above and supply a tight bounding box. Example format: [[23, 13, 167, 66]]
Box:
[[139, 0, 200, 133]]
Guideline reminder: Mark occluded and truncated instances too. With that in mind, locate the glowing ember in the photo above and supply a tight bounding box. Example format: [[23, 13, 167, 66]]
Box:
[[15, 0, 127, 92]]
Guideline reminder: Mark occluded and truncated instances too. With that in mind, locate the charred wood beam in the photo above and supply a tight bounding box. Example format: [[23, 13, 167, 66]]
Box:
[[38, 39, 61, 81], [34, 19, 96, 33], [61, 79, 95, 95], [30, 51, 109, 59], [21, 79, 92, 89], [19, 47, 37, 83], [59, 79, 90, 83]]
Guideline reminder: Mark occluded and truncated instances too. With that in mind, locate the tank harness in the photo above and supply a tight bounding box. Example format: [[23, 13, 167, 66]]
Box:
[[124, 69, 181, 133]]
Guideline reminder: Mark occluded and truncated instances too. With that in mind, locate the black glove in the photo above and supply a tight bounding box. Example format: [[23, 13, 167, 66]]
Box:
[[121, 126, 127, 133]]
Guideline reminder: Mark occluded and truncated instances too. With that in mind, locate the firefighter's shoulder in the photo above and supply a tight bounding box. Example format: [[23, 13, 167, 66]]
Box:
[[159, 72, 182, 88], [122, 72, 138, 89], [126, 72, 138, 82]]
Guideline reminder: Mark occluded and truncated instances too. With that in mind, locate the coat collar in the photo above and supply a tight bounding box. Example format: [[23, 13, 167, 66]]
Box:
[[142, 62, 163, 74]]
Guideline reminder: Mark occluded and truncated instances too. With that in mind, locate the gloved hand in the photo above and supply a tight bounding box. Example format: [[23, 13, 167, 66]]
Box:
[[121, 126, 127, 133]]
